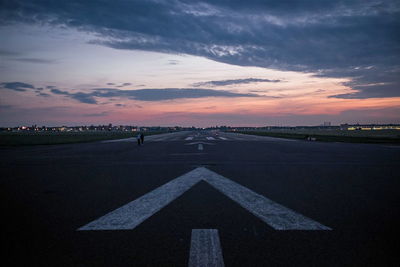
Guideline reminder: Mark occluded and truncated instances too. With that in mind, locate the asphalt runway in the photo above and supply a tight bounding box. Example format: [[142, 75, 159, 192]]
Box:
[[1, 131, 399, 266]]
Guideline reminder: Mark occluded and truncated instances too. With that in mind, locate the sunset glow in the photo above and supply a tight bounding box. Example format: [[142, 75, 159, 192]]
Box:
[[1, 1, 399, 126]]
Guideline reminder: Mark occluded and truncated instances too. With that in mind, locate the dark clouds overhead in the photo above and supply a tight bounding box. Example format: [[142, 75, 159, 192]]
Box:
[[1, 0, 399, 98], [50, 88, 98, 104], [49, 87, 259, 104], [0, 82, 35, 91]]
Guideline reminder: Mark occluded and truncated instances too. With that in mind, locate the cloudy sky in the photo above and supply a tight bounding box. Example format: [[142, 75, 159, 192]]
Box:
[[0, 0, 399, 126]]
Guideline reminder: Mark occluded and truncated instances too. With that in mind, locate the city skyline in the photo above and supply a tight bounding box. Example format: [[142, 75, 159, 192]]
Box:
[[1, 1, 399, 127]]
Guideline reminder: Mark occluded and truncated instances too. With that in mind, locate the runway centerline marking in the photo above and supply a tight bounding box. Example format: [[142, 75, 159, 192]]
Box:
[[185, 137, 194, 141], [189, 229, 225, 267], [185, 142, 214, 145], [78, 167, 331, 231], [198, 144, 204, 150], [206, 137, 216, 140]]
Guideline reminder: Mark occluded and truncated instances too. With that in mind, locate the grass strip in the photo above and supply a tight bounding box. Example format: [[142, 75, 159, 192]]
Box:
[[0, 131, 167, 146]]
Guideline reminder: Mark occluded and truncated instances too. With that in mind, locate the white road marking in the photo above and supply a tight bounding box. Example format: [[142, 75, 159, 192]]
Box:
[[186, 142, 214, 145], [218, 137, 227, 140], [78, 167, 330, 231], [189, 229, 225, 267], [206, 137, 216, 140], [185, 137, 194, 140], [198, 144, 204, 150], [78, 169, 203, 230], [201, 168, 331, 230]]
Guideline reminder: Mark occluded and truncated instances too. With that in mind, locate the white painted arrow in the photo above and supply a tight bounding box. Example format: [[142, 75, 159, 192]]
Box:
[[78, 167, 331, 231]]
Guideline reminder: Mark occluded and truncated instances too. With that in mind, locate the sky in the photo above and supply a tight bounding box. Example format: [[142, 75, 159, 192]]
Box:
[[0, 0, 399, 127]]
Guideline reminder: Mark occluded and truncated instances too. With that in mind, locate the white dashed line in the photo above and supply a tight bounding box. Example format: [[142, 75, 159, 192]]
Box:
[[185, 142, 214, 145], [206, 137, 216, 140], [189, 229, 225, 267], [218, 137, 227, 140], [198, 144, 204, 150], [185, 137, 194, 140]]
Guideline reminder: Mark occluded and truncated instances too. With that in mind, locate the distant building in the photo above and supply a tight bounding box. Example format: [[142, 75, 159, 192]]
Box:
[[340, 124, 400, 130]]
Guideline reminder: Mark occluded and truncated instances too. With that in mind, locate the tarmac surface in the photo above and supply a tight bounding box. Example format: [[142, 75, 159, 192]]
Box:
[[1, 130, 399, 266]]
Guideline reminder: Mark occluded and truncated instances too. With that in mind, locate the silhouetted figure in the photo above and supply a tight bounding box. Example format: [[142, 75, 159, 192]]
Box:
[[137, 133, 141, 146], [140, 133, 144, 145]]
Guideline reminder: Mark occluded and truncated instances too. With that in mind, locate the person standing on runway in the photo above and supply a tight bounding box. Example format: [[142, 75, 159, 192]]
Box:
[[140, 133, 144, 145], [137, 133, 141, 146]]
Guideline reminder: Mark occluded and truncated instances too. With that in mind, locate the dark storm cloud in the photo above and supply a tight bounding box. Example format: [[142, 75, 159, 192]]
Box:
[[50, 88, 98, 104], [49, 89, 70, 95], [0, 82, 35, 91], [192, 78, 281, 87], [91, 88, 258, 101], [1, 0, 399, 98], [330, 84, 400, 99], [49, 87, 258, 104]]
